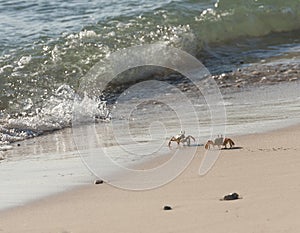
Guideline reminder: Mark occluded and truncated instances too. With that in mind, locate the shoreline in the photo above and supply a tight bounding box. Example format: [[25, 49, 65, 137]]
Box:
[[0, 123, 300, 232], [0, 117, 299, 211]]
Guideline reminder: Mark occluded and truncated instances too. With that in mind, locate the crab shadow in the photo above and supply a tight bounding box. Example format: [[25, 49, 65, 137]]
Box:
[[185, 144, 204, 147], [169, 144, 203, 149], [221, 146, 243, 150]]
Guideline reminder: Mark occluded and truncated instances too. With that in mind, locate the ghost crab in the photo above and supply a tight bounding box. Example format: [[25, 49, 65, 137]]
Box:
[[205, 135, 235, 150], [168, 131, 195, 147]]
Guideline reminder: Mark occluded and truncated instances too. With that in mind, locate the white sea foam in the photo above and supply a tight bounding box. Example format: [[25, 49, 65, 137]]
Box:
[[0, 84, 110, 147]]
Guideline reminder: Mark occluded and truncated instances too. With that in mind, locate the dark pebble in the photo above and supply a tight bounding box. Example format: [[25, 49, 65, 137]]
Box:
[[17, 144, 21, 147], [163, 205, 172, 210], [94, 179, 104, 184], [223, 192, 239, 201]]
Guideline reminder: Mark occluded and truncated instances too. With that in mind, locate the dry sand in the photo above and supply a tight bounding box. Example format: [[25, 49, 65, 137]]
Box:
[[0, 124, 300, 233]]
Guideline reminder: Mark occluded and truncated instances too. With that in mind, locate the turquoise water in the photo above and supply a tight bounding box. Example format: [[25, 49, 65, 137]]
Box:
[[0, 0, 300, 148]]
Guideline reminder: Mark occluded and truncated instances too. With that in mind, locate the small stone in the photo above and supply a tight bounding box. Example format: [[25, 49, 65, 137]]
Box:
[[289, 77, 298, 81], [17, 144, 21, 147], [163, 205, 172, 210], [94, 179, 104, 185], [260, 76, 267, 82], [222, 192, 240, 201]]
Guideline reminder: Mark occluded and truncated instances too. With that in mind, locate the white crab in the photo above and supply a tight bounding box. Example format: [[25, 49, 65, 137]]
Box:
[[168, 131, 195, 147]]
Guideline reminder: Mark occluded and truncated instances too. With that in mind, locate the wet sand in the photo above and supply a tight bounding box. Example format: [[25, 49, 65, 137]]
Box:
[[0, 124, 300, 233]]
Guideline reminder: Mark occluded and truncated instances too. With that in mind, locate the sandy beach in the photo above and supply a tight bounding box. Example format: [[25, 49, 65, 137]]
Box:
[[0, 124, 299, 233], [1, 0, 300, 232]]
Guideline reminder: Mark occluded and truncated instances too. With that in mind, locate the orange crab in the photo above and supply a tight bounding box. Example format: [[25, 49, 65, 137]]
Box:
[[205, 136, 235, 149]]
